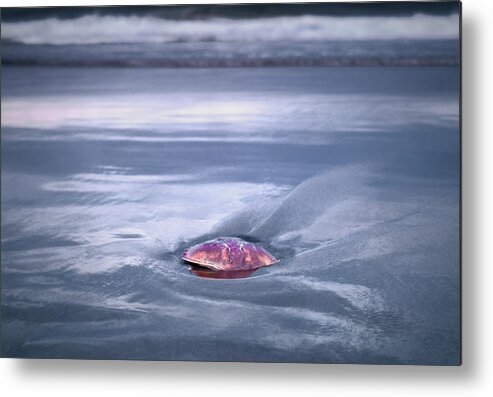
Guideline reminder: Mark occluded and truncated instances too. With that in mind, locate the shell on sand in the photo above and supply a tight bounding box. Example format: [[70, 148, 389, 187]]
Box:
[[183, 237, 279, 271]]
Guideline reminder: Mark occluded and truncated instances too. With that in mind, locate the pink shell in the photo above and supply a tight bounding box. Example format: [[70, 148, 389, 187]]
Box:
[[182, 237, 279, 271]]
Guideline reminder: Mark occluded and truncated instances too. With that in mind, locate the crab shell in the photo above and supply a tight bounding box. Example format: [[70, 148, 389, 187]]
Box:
[[182, 237, 279, 271]]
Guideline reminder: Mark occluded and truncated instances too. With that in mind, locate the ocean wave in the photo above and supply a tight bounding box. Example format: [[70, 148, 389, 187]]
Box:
[[2, 14, 459, 45]]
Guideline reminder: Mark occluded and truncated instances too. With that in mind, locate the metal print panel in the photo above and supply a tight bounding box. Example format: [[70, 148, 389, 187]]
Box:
[[0, 2, 461, 364]]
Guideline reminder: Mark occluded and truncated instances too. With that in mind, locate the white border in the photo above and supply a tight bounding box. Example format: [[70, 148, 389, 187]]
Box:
[[2, 0, 493, 396]]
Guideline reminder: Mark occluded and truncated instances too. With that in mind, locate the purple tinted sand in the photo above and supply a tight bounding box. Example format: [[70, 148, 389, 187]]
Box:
[[183, 237, 278, 271]]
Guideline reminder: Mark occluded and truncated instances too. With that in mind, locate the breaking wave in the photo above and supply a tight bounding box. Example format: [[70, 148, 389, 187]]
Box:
[[2, 14, 459, 45]]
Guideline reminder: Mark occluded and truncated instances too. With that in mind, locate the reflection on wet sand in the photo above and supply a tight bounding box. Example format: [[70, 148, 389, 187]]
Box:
[[189, 266, 257, 279]]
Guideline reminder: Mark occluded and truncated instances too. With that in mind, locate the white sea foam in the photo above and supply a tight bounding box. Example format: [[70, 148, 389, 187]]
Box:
[[2, 14, 459, 45]]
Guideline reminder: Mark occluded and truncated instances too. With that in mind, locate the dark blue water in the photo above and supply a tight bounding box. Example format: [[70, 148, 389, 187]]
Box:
[[1, 65, 459, 364], [1, 40, 459, 67]]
